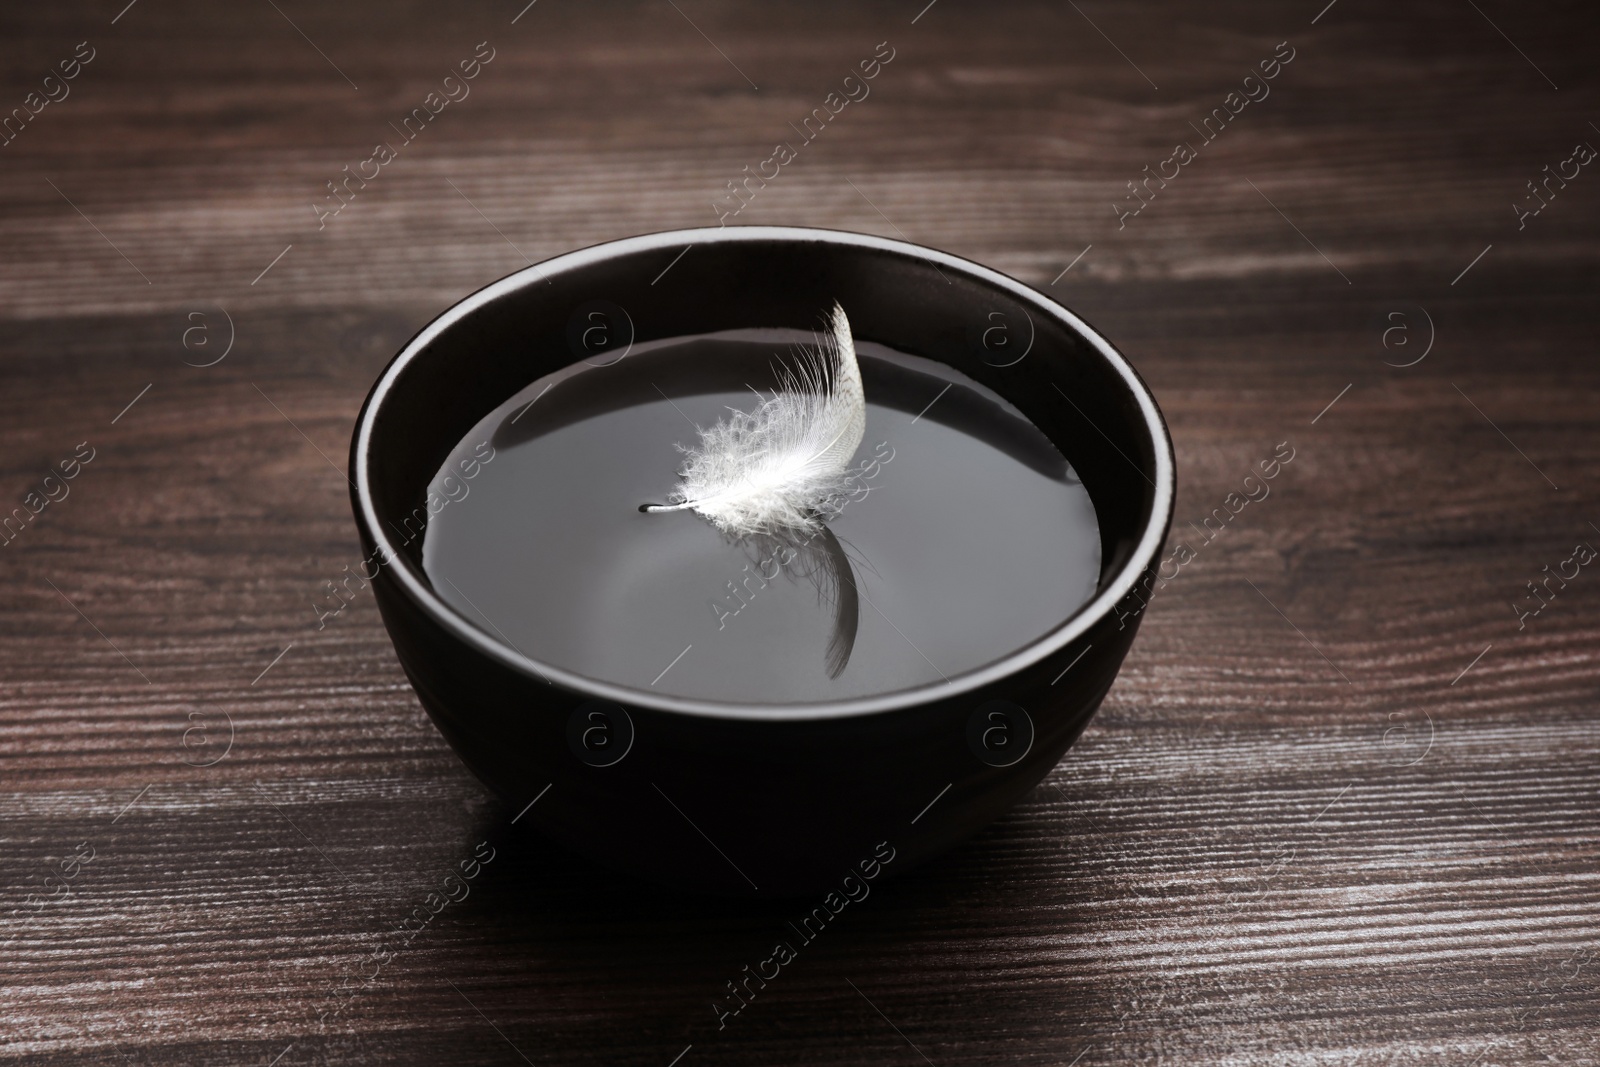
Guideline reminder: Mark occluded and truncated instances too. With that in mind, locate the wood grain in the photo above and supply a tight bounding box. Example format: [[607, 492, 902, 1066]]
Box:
[[2, 0, 1598, 1064]]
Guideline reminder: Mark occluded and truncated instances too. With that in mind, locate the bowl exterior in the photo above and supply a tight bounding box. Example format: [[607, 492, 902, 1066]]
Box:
[[362, 540, 1150, 896]]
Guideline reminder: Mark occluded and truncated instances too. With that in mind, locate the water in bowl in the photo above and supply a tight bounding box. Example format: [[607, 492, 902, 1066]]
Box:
[[421, 328, 1100, 704]]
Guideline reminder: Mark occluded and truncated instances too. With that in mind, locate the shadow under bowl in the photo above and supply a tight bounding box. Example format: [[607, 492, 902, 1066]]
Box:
[[350, 226, 1174, 897]]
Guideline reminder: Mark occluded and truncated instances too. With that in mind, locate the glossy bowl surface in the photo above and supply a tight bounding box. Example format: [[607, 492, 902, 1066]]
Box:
[[351, 226, 1174, 895]]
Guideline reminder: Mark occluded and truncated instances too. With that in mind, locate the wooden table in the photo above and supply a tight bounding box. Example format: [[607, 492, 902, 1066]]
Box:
[[2, 1, 1596, 1063]]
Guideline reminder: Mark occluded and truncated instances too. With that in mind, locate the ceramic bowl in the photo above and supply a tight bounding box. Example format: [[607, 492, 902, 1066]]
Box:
[[350, 226, 1174, 896]]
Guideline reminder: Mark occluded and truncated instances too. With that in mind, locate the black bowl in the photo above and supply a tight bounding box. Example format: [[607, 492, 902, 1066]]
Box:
[[350, 226, 1174, 896]]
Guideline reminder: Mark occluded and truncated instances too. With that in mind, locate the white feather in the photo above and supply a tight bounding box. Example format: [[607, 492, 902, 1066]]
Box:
[[645, 303, 866, 537]]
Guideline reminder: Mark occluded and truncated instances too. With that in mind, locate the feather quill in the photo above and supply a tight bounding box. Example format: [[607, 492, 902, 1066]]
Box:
[[643, 303, 866, 538]]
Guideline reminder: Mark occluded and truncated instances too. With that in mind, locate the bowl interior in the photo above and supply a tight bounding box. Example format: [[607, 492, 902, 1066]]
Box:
[[355, 226, 1172, 710]]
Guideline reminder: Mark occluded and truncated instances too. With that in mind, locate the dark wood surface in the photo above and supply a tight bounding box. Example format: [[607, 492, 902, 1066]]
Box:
[[3, 1, 1598, 1063]]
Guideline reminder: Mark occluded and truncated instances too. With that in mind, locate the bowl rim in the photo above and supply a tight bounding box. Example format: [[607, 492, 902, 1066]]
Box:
[[352, 225, 1175, 722]]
